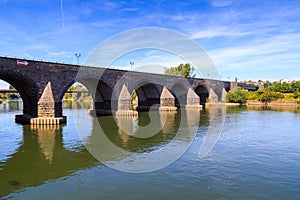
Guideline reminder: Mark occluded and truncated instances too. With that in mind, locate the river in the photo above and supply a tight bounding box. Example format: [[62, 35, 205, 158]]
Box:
[[0, 101, 299, 199]]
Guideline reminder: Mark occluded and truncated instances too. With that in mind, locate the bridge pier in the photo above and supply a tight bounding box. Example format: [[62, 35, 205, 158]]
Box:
[[159, 87, 177, 111], [115, 85, 138, 116], [186, 88, 202, 109], [209, 88, 218, 103], [16, 82, 66, 125]]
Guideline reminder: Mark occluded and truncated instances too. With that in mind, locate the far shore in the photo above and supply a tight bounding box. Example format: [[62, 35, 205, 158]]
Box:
[[207, 100, 300, 107], [63, 99, 92, 103]]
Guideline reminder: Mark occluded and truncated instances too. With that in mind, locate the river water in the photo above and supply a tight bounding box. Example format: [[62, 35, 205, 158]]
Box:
[[0, 101, 300, 200]]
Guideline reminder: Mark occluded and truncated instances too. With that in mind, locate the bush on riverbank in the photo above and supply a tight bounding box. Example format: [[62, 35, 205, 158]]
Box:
[[247, 88, 300, 103], [260, 91, 284, 103], [226, 87, 248, 104]]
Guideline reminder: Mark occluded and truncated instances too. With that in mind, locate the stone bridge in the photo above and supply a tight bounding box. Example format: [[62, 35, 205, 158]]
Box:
[[0, 56, 236, 124]]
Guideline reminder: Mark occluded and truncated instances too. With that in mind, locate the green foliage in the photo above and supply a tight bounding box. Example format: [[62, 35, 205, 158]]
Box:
[[260, 92, 284, 103], [269, 82, 293, 93], [262, 81, 300, 93], [293, 91, 299, 99], [291, 81, 300, 92], [227, 81, 300, 104], [256, 88, 266, 95], [247, 91, 260, 100], [263, 81, 271, 88], [0, 93, 20, 100], [165, 63, 194, 78], [226, 87, 248, 104], [63, 83, 91, 101]]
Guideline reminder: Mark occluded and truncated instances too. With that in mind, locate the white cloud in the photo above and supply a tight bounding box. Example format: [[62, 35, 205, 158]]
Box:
[[46, 50, 72, 56], [191, 26, 252, 39], [210, 0, 232, 7], [208, 33, 300, 75], [97, 0, 119, 12]]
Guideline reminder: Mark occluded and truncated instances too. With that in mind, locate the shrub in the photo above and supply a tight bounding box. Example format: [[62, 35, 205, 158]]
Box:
[[247, 91, 260, 100], [226, 87, 248, 104], [260, 92, 284, 103]]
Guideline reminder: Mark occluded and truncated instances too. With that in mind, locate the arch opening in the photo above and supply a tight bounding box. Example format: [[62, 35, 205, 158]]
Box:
[[61, 79, 114, 116], [0, 80, 22, 113], [134, 83, 161, 111], [62, 82, 92, 110], [170, 84, 189, 108], [0, 73, 38, 117], [195, 85, 209, 106]]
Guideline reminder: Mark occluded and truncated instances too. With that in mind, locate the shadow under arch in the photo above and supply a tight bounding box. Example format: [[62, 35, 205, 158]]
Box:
[[194, 85, 209, 106], [0, 72, 37, 117], [60, 78, 115, 115], [134, 83, 162, 111], [169, 83, 189, 108]]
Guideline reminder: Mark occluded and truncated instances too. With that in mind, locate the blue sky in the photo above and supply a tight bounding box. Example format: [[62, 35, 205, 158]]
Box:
[[0, 0, 300, 88]]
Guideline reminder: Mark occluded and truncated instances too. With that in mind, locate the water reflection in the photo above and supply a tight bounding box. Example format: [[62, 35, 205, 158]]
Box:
[[0, 100, 22, 113], [33, 125, 62, 163], [1, 102, 300, 199], [247, 105, 300, 113], [94, 110, 203, 153], [80, 109, 206, 173], [198, 106, 226, 158], [63, 100, 92, 110], [0, 103, 238, 198], [0, 125, 97, 198]]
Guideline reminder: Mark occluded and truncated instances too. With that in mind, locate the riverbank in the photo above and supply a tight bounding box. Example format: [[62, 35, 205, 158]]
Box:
[[206, 102, 241, 107], [247, 100, 299, 107], [63, 99, 92, 103], [207, 100, 300, 107]]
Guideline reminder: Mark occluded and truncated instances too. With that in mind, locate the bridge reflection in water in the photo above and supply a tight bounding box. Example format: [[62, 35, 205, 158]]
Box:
[[0, 103, 228, 198], [0, 100, 22, 113], [0, 124, 97, 197]]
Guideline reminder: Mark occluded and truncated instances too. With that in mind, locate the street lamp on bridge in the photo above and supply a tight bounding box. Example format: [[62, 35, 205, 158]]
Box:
[[75, 53, 81, 65], [129, 61, 134, 70]]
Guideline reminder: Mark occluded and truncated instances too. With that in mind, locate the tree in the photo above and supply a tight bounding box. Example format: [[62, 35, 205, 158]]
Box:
[[269, 82, 292, 93], [293, 91, 299, 99], [226, 87, 248, 104], [264, 80, 271, 88], [260, 92, 284, 103], [165, 63, 194, 78], [291, 81, 300, 92]]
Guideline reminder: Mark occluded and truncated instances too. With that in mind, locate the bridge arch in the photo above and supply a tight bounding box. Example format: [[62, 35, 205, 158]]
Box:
[[0, 71, 38, 117], [61, 78, 114, 115], [194, 85, 209, 106], [169, 83, 189, 108], [133, 83, 162, 111]]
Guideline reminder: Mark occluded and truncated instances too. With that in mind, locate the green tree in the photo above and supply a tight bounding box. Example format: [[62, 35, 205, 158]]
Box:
[[165, 63, 194, 78], [264, 80, 271, 89], [247, 91, 260, 100], [260, 91, 284, 103], [291, 81, 300, 92], [270, 82, 292, 93], [226, 87, 248, 104]]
